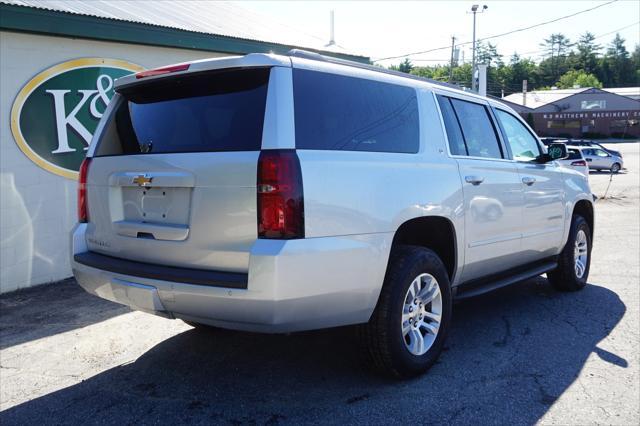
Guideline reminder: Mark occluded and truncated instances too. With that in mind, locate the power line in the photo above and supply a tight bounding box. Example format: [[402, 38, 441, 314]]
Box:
[[593, 21, 639, 40], [516, 21, 639, 57], [408, 20, 638, 63], [374, 0, 620, 62]]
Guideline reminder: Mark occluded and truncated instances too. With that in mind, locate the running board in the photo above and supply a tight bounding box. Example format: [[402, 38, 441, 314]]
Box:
[[454, 260, 557, 300]]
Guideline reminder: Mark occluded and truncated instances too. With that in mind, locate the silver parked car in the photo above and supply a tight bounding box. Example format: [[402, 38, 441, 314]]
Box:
[[71, 51, 594, 378], [581, 147, 624, 173]]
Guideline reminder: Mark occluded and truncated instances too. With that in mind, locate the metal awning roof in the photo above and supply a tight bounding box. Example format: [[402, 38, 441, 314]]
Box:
[[0, 0, 366, 59]]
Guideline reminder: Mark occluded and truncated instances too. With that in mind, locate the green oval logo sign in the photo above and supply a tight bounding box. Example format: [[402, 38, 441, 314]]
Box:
[[11, 58, 143, 179]]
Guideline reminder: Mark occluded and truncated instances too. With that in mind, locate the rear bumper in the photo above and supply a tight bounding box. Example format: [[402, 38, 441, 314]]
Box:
[[71, 224, 392, 333], [74, 252, 248, 289]]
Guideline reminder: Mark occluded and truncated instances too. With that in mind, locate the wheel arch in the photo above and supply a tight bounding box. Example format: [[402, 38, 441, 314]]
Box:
[[390, 216, 458, 283], [572, 199, 594, 238]]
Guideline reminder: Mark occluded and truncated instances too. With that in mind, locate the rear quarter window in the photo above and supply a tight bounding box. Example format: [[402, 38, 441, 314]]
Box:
[[293, 69, 419, 153]]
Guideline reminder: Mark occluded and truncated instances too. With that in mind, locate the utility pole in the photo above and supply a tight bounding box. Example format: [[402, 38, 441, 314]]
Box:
[[326, 10, 336, 47], [472, 9, 477, 91], [523, 80, 528, 106], [470, 4, 487, 92], [449, 36, 456, 83]]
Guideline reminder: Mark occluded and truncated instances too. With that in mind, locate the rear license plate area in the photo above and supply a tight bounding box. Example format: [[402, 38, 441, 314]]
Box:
[[122, 186, 192, 225]]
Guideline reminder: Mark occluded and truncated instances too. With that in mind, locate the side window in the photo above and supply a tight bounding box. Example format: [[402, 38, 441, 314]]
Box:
[[595, 149, 609, 157], [436, 95, 467, 155], [450, 98, 503, 159], [494, 109, 541, 162], [293, 69, 419, 153]]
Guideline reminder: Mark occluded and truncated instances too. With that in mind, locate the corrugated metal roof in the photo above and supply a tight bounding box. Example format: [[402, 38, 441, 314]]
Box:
[[503, 88, 588, 109], [503, 87, 640, 109], [1, 0, 364, 57], [605, 87, 640, 99]]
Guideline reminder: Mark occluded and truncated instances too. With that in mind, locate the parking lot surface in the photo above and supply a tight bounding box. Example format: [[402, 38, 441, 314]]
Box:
[[1, 143, 638, 425]]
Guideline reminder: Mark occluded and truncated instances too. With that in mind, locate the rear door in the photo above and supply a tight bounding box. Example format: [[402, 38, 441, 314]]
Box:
[[85, 67, 274, 272], [493, 107, 565, 261], [436, 94, 525, 282]]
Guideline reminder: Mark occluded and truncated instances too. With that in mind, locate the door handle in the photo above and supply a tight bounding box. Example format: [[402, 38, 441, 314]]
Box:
[[586, 158, 593, 162], [465, 175, 484, 185], [522, 176, 536, 186]]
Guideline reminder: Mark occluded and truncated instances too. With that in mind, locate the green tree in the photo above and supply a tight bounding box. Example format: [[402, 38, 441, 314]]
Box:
[[501, 53, 539, 94], [574, 32, 601, 74], [388, 31, 637, 94], [539, 33, 574, 84], [631, 44, 640, 85], [396, 58, 414, 74], [476, 41, 503, 67], [556, 70, 602, 89], [600, 34, 634, 86], [411, 63, 473, 89]]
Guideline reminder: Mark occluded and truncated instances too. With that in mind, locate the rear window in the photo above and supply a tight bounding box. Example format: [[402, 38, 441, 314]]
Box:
[[293, 69, 419, 153], [567, 149, 582, 160], [96, 68, 270, 156]]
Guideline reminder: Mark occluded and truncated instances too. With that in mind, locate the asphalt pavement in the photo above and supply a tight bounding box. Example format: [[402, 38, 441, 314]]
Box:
[[1, 143, 638, 425]]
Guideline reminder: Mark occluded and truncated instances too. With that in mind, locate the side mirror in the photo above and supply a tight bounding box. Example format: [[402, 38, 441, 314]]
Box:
[[546, 143, 568, 161]]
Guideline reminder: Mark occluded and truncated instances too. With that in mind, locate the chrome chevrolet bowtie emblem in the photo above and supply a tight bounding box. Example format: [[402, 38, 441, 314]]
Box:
[[132, 174, 153, 186]]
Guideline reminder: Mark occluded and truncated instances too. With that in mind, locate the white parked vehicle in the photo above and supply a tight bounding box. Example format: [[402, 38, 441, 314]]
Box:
[[71, 51, 594, 378], [559, 146, 589, 176]]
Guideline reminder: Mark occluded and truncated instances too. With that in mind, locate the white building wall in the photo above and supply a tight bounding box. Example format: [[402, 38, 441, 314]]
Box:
[[0, 31, 229, 293]]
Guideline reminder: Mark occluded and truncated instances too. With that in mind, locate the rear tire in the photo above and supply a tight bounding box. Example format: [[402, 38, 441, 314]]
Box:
[[547, 215, 591, 291], [358, 245, 452, 378], [611, 163, 621, 173]]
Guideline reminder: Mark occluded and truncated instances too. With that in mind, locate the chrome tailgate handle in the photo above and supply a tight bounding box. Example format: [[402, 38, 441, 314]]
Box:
[[113, 220, 189, 241], [522, 176, 536, 186], [465, 175, 484, 185]]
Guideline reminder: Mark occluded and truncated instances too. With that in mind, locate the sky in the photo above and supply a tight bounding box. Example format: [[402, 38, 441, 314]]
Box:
[[241, 0, 640, 66]]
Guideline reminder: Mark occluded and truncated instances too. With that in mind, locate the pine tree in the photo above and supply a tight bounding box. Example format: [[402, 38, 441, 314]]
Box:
[[575, 32, 601, 75]]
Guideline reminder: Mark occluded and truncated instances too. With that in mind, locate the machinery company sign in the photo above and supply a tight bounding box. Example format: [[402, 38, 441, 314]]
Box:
[[10, 58, 143, 179]]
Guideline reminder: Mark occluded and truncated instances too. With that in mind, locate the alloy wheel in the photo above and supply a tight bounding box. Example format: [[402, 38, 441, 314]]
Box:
[[401, 273, 442, 356]]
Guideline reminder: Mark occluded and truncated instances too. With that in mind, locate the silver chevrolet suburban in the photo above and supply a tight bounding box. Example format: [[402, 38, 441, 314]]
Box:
[[71, 51, 594, 378]]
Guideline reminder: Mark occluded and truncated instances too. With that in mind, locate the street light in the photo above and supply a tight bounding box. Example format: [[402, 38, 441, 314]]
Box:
[[471, 4, 488, 92]]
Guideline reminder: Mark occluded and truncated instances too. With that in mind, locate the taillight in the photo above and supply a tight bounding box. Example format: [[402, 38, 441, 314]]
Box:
[[571, 160, 587, 166], [257, 150, 304, 239], [78, 158, 91, 223], [135, 63, 190, 79]]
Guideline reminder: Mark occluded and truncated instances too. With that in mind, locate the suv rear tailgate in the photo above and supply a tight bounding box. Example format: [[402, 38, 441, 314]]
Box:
[[84, 67, 270, 273]]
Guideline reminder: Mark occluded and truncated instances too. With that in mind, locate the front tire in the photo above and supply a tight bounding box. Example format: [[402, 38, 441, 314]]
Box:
[[547, 215, 591, 291], [358, 245, 452, 378], [611, 163, 621, 173]]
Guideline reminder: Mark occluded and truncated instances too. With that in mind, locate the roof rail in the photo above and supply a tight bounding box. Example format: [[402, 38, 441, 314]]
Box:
[[286, 49, 462, 91]]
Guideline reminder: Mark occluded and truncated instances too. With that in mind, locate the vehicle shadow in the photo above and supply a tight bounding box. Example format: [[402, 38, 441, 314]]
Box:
[[0, 279, 128, 350], [588, 170, 626, 175], [0, 278, 626, 425]]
